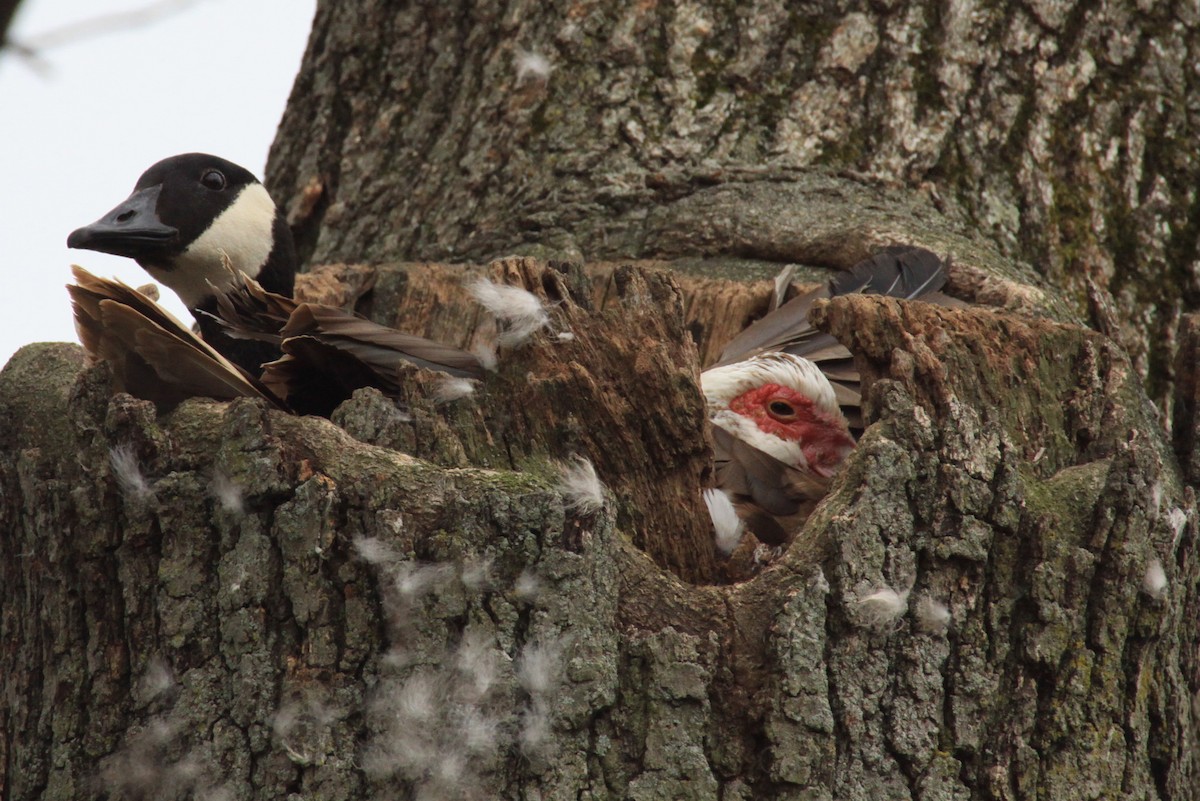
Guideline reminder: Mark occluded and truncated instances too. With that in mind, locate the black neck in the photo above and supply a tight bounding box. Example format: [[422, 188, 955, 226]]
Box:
[[189, 210, 296, 375], [256, 211, 297, 297]]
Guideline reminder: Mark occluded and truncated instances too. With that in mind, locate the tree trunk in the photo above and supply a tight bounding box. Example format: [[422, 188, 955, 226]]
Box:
[[268, 0, 1198, 409], [4, 1, 1199, 799]]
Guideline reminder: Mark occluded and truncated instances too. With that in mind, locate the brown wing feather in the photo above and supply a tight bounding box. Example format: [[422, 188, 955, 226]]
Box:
[[259, 338, 394, 417], [68, 266, 282, 411], [72, 267, 481, 416], [710, 426, 831, 546], [716, 246, 949, 366], [214, 276, 483, 381], [281, 304, 484, 377], [210, 273, 299, 343], [248, 303, 483, 416], [712, 246, 950, 430], [208, 275, 485, 415]]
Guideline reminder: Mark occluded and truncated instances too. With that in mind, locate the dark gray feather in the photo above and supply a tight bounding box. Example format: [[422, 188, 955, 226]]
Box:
[[716, 246, 948, 366], [710, 426, 831, 546], [711, 246, 949, 432]]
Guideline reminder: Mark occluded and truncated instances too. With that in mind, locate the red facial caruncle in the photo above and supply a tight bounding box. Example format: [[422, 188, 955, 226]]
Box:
[[728, 383, 856, 476]]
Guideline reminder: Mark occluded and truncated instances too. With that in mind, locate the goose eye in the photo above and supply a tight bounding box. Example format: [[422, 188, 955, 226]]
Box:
[[768, 400, 796, 420], [201, 170, 227, 190]]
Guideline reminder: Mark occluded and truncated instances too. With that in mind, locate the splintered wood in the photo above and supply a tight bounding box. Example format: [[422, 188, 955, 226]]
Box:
[[349, 258, 781, 584]]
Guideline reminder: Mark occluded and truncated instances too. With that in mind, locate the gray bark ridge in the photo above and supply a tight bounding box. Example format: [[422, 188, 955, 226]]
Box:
[[1, 342, 621, 801]]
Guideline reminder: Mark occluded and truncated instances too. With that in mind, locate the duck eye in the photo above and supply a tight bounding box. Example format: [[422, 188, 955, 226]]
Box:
[[768, 401, 795, 419], [200, 169, 226, 190]]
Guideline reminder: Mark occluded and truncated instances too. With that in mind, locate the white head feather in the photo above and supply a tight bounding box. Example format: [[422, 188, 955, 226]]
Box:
[[701, 353, 840, 415], [701, 352, 845, 467]]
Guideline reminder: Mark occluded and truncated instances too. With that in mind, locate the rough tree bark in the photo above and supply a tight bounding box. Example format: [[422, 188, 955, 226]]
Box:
[[3, 1, 1199, 800], [268, 0, 1199, 408]]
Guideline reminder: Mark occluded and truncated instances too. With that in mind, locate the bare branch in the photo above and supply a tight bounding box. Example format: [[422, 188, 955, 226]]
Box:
[[2, 0, 207, 62], [0, 0, 22, 51]]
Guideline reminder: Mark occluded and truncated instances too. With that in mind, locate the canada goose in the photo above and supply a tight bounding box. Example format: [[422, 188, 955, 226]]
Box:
[[68, 153, 482, 416]]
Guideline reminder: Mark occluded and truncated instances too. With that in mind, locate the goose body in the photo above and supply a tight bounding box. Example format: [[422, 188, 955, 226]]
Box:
[[68, 153, 481, 415]]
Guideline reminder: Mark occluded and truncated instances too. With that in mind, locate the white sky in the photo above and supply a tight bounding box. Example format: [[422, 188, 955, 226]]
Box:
[[0, 0, 315, 367]]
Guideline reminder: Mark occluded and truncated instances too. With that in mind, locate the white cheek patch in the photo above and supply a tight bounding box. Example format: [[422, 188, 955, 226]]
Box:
[[711, 409, 807, 468], [161, 183, 277, 307]]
